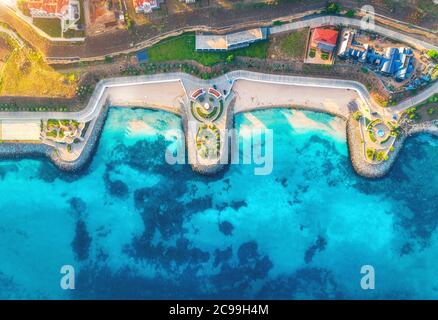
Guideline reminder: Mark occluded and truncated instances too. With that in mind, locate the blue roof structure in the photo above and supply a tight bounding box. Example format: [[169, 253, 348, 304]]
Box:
[[337, 30, 415, 82], [136, 51, 149, 64], [379, 47, 413, 81]]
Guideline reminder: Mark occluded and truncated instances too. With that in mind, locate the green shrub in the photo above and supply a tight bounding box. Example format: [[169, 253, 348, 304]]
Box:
[[321, 52, 329, 60], [366, 148, 375, 160], [326, 2, 341, 14], [104, 56, 114, 63], [368, 130, 377, 143], [353, 111, 362, 121], [427, 49, 438, 60], [345, 9, 355, 18]]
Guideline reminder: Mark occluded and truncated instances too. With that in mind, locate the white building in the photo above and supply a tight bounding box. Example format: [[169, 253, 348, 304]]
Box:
[[133, 0, 160, 13], [26, 0, 81, 32]]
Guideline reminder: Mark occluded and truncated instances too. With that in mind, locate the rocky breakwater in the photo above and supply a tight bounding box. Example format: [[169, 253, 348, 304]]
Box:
[[347, 116, 403, 179], [0, 142, 53, 162], [50, 104, 110, 172], [187, 96, 235, 176]]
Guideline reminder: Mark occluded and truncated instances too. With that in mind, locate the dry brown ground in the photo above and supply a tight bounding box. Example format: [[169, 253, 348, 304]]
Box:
[[0, 38, 11, 62], [267, 28, 309, 61], [87, 0, 120, 35]]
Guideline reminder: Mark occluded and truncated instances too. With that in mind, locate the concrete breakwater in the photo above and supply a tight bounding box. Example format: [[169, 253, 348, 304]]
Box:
[[49, 105, 110, 172], [347, 117, 403, 179], [0, 71, 436, 178]]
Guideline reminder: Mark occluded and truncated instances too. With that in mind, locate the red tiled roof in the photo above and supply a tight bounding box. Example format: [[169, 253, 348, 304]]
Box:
[[26, 0, 70, 15], [311, 28, 339, 46], [133, 0, 157, 8]]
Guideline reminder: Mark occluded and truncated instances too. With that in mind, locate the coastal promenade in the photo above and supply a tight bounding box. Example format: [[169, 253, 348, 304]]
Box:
[[0, 70, 431, 122], [0, 70, 436, 178]]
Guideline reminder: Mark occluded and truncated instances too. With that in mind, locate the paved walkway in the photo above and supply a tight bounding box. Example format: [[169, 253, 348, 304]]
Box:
[[0, 25, 24, 48], [0, 70, 435, 123]]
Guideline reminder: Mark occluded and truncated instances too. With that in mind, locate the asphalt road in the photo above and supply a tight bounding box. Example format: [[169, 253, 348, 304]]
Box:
[[1, 0, 436, 60]]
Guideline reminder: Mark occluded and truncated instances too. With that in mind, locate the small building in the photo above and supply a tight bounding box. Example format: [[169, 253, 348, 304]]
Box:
[[380, 47, 414, 81], [136, 50, 148, 63], [133, 0, 160, 13], [310, 28, 339, 53], [337, 29, 415, 82], [25, 0, 81, 32], [337, 30, 352, 57], [195, 28, 268, 52]]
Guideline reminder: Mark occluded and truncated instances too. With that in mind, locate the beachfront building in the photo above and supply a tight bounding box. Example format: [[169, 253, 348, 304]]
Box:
[[337, 30, 414, 82], [195, 28, 268, 52], [310, 28, 339, 53], [133, 0, 160, 13], [25, 0, 81, 32], [381, 47, 414, 81], [306, 27, 339, 64]]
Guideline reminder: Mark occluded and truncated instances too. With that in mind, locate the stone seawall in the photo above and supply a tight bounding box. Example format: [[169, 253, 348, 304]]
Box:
[[347, 118, 438, 179], [0, 105, 110, 171], [0, 142, 53, 162], [50, 104, 110, 172], [347, 117, 403, 179]]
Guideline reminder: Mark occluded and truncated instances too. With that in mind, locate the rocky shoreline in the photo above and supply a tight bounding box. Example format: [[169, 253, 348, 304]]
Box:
[[348, 117, 397, 179], [347, 117, 438, 179], [0, 104, 110, 172], [50, 104, 110, 172], [0, 142, 53, 162]]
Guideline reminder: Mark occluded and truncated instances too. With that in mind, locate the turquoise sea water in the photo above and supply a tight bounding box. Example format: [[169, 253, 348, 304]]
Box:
[[0, 107, 437, 299]]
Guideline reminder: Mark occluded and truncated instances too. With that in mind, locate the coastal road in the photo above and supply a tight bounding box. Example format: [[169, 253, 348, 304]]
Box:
[[270, 16, 438, 51], [1, 1, 436, 62]]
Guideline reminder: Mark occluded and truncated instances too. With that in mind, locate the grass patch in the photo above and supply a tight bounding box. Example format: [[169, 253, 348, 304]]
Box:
[[33, 18, 62, 37], [278, 30, 308, 59], [32, 0, 85, 38], [148, 32, 268, 66], [320, 52, 330, 60], [0, 45, 77, 98]]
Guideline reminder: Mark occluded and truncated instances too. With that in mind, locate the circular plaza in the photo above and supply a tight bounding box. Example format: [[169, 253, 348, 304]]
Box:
[[190, 88, 224, 123]]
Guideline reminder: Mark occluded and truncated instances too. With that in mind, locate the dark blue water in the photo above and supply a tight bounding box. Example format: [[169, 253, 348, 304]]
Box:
[[0, 108, 437, 299]]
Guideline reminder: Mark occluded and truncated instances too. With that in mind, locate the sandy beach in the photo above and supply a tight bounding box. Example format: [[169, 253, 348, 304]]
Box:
[[232, 79, 361, 118], [0, 71, 434, 179], [107, 81, 186, 114]]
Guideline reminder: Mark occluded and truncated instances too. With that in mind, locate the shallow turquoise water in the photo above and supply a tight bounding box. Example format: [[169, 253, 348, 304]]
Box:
[[0, 107, 437, 299]]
